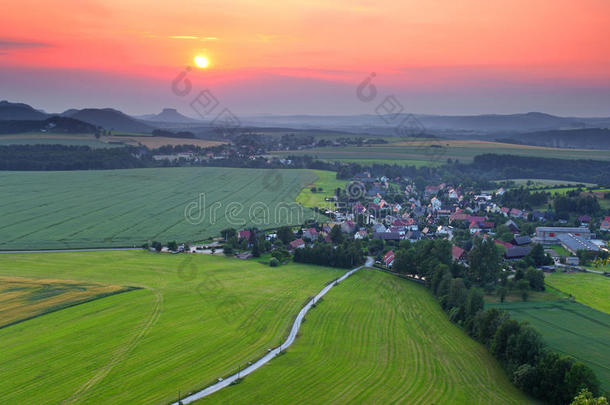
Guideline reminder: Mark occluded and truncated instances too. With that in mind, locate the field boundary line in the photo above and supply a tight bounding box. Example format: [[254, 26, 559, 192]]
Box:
[[0, 286, 140, 330]]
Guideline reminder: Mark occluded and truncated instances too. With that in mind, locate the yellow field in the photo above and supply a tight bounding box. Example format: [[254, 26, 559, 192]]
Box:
[[0, 276, 129, 328]]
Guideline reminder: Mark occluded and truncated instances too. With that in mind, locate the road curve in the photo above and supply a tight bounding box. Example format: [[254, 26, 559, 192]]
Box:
[[172, 256, 374, 405]]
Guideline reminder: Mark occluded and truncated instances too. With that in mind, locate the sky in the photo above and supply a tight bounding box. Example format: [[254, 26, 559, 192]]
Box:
[[1, 0, 610, 117]]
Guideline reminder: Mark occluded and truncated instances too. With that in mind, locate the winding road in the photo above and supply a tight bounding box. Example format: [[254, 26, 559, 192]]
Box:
[[172, 257, 373, 404]]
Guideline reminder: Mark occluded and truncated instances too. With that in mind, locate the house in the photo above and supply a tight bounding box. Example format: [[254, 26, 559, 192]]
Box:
[[500, 207, 510, 216], [383, 250, 395, 268], [510, 208, 524, 218], [406, 230, 422, 242], [238, 230, 252, 241], [452, 245, 466, 262], [505, 220, 520, 234], [424, 185, 440, 198], [354, 230, 368, 239], [601, 216, 610, 232], [430, 197, 442, 211], [578, 215, 592, 224], [512, 235, 532, 246], [531, 210, 546, 222], [505, 246, 532, 260], [372, 223, 387, 233], [289, 238, 306, 250], [341, 220, 356, 234], [448, 189, 459, 200], [302, 228, 318, 241], [373, 232, 401, 241], [566, 256, 580, 266], [496, 187, 506, 196]]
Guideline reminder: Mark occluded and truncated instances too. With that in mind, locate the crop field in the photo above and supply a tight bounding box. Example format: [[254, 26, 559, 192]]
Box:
[[0, 251, 345, 404], [203, 270, 530, 404], [295, 169, 347, 209], [0, 167, 318, 250], [105, 135, 225, 148], [545, 272, 610, 314], [271, 139, 610, 166], [0, 133, 117, 148], [487, 300, 610, 392], [0, 276, 130, 328]]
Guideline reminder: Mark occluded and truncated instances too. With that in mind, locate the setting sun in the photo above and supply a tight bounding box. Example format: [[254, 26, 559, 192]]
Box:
[[194, 55, 209, 68]]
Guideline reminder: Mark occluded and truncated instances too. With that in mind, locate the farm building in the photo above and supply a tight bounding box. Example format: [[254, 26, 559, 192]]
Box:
[[556, 233, 600, 254], [505, 246, 532, 260], [289, 238, 305, 250], [452, 245, 467, 262], [535, 226, 593, 244], [512, 235, 532, 246], [601, 216, 610, 232]]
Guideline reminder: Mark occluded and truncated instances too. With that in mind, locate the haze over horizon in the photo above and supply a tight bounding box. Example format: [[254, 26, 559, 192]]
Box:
[[2, 0, 610, 117]]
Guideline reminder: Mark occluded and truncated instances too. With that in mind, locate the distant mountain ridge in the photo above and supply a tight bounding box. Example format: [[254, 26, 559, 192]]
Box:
[[137, 108, 200, 123], [504, 128, 610, 150], [0, 100, 48, 121], [62, 108, 153, 133]]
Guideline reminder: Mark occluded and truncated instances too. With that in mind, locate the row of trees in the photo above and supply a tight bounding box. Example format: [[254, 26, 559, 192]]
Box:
[[293, 239, 365, 268], [390, 238, 600, 404]]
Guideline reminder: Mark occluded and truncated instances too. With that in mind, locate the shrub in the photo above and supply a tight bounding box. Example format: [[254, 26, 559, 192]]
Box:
[[269, 258, 279, 267]]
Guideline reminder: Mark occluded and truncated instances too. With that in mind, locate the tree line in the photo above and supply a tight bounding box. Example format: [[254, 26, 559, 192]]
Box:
[[390, 238, 601, 404]]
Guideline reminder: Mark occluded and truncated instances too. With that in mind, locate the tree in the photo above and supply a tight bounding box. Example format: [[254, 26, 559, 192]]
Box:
[[277, 226, 294, 244], [152, 241, 162, 252], [527, 243, 552, 267], [570, 389, 608, 405], [525, 268, 545, 291], [221, 228, 237, 241], [167, 241, 178, 251], [269, 258, 279, 267], [517, 279, 529, 301], [252, 240, 261, 257], [497, 286, 508, 303], [330, 225, 343, 244], [468, 238, 501, 285]]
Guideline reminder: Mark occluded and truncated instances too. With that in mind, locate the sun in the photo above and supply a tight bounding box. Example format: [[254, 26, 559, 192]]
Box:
[[194, 55, 209, 68]]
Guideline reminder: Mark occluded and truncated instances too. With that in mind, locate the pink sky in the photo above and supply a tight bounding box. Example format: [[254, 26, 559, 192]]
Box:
[[1, 0, 610, 115]]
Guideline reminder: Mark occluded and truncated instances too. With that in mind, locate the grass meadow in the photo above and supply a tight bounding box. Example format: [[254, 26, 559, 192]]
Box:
[[294, 169, 347, 209], [545, 272, 610, 314], [0, 251, 345, 404], [202, 270, 530, 404], [271, 139, 610, 166], [488, 299, 610, 392], [0, 167, 318, 250]]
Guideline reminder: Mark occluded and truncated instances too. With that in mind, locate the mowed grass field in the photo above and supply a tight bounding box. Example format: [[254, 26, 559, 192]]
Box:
[[0, 167, 318, 250], [202, 270, 530, 404], [271, 139, 610, 166], [545, 272, 610, 314], [0, 251, 345, 404], [0, 276, 130, 328], [488, 300, 610, 392], [295, 169, 347, 209]]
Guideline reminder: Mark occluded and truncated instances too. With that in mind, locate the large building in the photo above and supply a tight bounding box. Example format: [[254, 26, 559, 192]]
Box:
[[535, 226, 593, 244], [557, 233, 600, 254]]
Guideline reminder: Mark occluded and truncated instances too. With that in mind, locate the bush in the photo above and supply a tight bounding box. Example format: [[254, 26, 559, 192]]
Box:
[[269, 258, 279, 267]]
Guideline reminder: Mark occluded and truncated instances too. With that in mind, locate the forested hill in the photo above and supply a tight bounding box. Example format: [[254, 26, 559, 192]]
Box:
[[503, 128, 610, 149]]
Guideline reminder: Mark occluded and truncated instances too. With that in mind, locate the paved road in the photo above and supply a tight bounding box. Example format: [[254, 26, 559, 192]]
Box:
[[0, 248, 141, 254], [172, 257, 374, 405]]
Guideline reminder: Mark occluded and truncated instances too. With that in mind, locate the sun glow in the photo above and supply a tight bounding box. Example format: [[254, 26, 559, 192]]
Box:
[[194, 55, 209, 68]]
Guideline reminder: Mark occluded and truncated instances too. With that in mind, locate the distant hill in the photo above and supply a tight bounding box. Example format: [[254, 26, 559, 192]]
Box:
[[138, 108, 200, 124], [0, 116, 98, 134], [63, 108, 154, 133], [0, 101, 49, 121], [506, 128, 610, 150]]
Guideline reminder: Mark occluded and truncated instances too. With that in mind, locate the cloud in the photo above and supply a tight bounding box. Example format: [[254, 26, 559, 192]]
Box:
[[0, 39, 53, 49]]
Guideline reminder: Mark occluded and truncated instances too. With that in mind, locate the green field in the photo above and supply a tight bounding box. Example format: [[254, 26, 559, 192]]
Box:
[[545, 272, 610, 314], [271, 139, 610, 166], [203, 270, 530, 404], [0, 167, 318, 250], [488, 300, 610, 392], [0, 132, 118, 148], [0, 251, 345, 404], [295, 169, 347, 209], [498, 179, 598, 188]]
